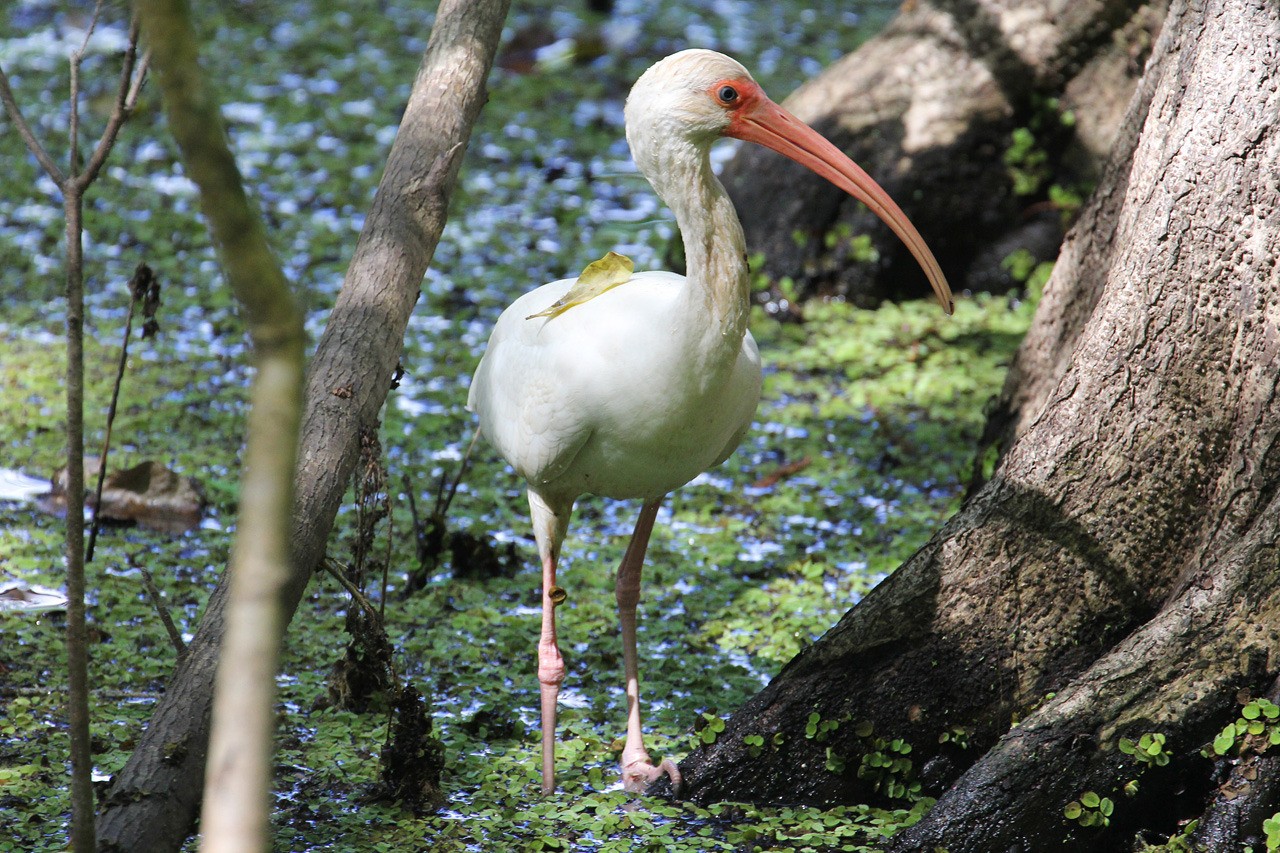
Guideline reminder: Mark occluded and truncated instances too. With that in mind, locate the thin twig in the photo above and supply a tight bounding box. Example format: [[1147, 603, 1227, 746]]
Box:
[[66, 2, 105, 178], [441, 429, 480, 517], [381, 490, 392, 619], [73, 3, 105, 56], [87, 266, 149, 562], [400, 432, 477, 591], [139, 567, 186, 657], [321, 558, 387, 630], [126, 49, 152, 106], [79, 17, 149, 190], [0, 69, 67, 186]]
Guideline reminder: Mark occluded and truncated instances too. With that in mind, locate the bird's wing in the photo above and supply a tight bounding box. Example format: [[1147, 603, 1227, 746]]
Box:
[[468, 277, 596, 488]]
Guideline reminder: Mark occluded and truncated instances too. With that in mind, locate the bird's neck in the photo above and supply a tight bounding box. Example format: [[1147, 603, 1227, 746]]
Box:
[[647, 143, 751, 370]]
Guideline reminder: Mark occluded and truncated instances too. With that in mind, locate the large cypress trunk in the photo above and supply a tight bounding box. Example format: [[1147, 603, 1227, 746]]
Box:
[[674, 0, 1280, 849]]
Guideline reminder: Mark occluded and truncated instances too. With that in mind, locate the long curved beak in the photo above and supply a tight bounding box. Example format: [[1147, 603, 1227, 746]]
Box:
[[727, 96, 954, 315]]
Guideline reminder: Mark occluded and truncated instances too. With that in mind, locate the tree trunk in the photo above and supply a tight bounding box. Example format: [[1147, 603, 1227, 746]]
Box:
[[136, 0, 309, 849], [674, 1, 1280, 850], [94, 2, 509, 849], [720, 0, 1167, 308]]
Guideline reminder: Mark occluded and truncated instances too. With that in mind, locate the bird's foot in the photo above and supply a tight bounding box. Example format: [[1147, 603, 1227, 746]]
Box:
[[620, 756, 682, 796]]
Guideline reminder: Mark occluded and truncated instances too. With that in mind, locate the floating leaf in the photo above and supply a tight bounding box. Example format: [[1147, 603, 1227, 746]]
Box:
[[525, 251, 634, 319]]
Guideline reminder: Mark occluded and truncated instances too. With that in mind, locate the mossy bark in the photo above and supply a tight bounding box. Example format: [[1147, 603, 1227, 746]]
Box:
[[674, 1, 1280, 849]]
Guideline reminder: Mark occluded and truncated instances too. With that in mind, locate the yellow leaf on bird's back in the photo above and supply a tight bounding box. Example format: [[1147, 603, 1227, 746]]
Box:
[[526, 251, 635, 320]]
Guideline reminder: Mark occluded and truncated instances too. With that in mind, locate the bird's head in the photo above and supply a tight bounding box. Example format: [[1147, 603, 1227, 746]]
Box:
[[624, 49, 759, 146], [624, 49, 954, 315]]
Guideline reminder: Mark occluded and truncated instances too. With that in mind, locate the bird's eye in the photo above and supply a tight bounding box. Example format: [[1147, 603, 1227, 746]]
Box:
[[717, 85, 739, 105]]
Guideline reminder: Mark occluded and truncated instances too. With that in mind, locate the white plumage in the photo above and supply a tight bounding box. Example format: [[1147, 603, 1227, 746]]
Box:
[[467, 49, 951, 795], [469, 271, 762, 502]]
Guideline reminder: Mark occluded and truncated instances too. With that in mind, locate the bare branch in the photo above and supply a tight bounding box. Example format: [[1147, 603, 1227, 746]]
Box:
[[79, 17, 147, 190], [72, 2, 106, 58], [322, 558, 388, 629], [0, 67, 68, 186], [139, 567, 187, 657], [126, 50, 152, 107], [65, 3, 107, 180]]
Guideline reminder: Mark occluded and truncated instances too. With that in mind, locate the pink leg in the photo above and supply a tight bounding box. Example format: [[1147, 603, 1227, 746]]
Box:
[[616, 498, 682, 794], [537, 548, 565, 795], [529, 491, 571, 796]]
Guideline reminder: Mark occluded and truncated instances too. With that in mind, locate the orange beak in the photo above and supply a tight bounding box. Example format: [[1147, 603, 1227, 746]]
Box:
[[726, 93, 953, 314]]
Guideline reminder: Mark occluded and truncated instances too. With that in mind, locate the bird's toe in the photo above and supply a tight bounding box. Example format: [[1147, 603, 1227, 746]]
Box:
[[620, 756, 682, 796]]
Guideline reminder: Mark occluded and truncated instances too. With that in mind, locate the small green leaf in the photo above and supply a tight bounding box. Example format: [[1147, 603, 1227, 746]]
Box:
[[1064, 802, 1083, 820], [1215, 727, 1238, 755], [1081, 791, 1100, 808], [1118, 737, 1135, 755], [1244, 702, 1263, 720]]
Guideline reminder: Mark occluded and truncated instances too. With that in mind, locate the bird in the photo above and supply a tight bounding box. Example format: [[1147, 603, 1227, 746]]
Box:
[[467, 49, 952, 796]]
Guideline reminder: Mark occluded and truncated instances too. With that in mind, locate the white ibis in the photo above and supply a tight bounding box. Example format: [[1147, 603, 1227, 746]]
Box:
[[467, 49, 952, 796]]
